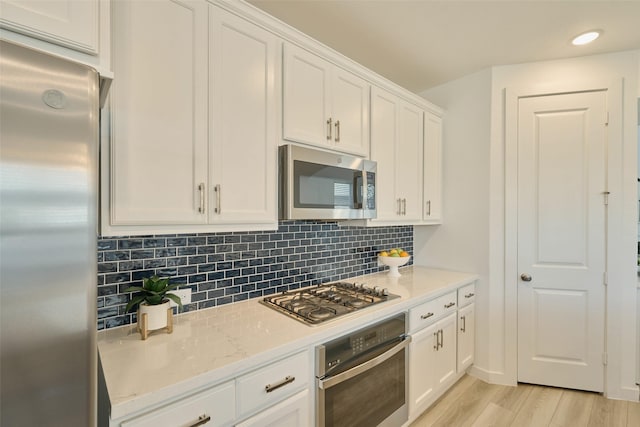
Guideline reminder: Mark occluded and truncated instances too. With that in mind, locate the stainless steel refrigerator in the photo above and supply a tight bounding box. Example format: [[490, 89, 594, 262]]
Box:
[[1, 40, 98, 426]]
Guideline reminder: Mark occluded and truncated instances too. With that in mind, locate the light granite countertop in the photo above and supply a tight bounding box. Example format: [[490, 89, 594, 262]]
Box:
[[98, 266, 478, 420]]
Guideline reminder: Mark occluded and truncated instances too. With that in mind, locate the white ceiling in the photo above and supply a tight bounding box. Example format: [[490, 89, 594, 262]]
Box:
[[248, 0, 640, 93]]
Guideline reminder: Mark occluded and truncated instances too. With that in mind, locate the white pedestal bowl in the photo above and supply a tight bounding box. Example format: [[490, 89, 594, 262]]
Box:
[[378, 255, 411, 277]]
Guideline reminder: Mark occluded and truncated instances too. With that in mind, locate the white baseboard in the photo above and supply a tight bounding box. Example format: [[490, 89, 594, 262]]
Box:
[[606, 385, 640, 402], [468, 365, 516, 386]]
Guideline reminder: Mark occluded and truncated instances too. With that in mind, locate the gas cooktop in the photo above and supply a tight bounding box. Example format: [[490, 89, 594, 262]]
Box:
[[260, 282, 400, 325]]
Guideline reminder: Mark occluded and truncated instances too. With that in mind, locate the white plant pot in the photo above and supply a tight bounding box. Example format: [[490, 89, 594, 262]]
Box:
[[138, 300, 170, 331]]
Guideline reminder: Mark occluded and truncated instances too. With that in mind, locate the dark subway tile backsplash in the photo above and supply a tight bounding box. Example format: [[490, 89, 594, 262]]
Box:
[[97, 220, 413, 330]]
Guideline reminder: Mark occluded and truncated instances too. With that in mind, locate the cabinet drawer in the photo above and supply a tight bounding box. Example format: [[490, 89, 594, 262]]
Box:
[[121, 380, 235, 427], [236, 350, 310, 419], [437, 291, 458, 316], [409, 290, 457, 332], [409, 298, 441, 332], [458, 283, 476, 307]]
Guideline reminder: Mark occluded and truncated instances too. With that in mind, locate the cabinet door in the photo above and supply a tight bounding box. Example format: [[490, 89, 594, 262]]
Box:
[[457, 303, 475, 372], [331, 68, 370, 156], [121, 381, 235, 427], [209, 7, 278, 225], [409, 322, 438, 417], [423, 111, 443, 223], [370, 87, 399, 221], [435, 312, 458, 389], [236, 389, 310, 427], [110, 0, 208, 225], [396, 100, 423, 221], [0, 0, 98, 54], [283, 43, 331, 146]]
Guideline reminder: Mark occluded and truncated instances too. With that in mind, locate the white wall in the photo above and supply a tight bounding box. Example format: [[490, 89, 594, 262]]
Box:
[[414, 68, 495, 374], [418, 49, 640, 399]]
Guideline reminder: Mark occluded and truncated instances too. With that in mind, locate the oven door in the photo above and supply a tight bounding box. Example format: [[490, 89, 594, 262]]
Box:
[[317, 336, 410, 427]]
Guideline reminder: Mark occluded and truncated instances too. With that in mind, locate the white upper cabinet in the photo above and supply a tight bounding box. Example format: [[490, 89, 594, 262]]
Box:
[[0, 0, 111, 75], [397, 101, 424, 221], [283, 43, 370, 157], [108, 0, 208, 228], [0, 0, 98, 54], [423, 111, 443, 223], [102, 0, 277, 235], [371, 86, 423, 224], [209, 5, 278, 226]]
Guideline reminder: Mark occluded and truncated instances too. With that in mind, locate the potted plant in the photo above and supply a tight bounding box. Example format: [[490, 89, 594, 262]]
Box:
[[125, 275, 183, 336]]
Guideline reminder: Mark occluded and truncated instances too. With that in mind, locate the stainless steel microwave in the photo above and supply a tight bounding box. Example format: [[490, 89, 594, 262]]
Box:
[[279, 145, 377, 220]]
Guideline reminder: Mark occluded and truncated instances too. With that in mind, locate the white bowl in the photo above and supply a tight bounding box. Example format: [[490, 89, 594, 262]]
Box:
[[378, 255, 411, 277]]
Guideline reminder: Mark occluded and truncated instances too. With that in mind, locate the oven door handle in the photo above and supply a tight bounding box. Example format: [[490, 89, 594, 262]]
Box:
[[318, 336, 411, 390]]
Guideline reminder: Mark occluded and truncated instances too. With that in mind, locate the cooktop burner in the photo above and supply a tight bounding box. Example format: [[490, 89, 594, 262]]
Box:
[[260, 282, 399, 325]]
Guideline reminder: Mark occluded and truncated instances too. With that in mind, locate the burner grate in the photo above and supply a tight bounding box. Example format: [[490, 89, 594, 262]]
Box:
[[260, 282, 399, 325]]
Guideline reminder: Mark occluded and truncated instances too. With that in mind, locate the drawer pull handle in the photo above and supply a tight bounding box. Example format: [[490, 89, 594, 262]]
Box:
[[265, 375, 295, 393], [465, 293, 475, 298], [420, 312, 434, 320], [188, 415, 211, 427], [444, 302, 455, 309]]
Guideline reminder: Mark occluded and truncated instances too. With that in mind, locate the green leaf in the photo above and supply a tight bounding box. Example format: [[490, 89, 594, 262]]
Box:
[[125, 295, 147, 313], [165, 293, 183, 310], [124, 286, 146, 294], [146, 295, 163, 305]]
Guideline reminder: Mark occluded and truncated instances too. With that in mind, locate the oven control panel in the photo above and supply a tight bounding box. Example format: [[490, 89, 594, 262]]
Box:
[[316, 312, 406, 376]]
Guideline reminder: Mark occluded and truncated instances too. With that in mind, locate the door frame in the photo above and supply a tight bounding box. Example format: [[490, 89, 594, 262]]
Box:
[[503, 78, 625, 397]]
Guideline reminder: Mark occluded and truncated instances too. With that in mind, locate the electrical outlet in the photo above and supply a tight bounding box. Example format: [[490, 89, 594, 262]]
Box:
[[168, 288, 191, 308]]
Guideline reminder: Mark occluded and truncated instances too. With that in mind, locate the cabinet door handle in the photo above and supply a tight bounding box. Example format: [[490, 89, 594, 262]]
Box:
[[444, 302, 455, 309], [433, 331, 439, 350], [197, 183, 205, 213], [420, 312, 434, 320], [397, 198, 401, 215], [187, 415, 211, 427], [426, 200, 431, 216], [460, 315, 466, 333], [438, 329, 444, 349], [214, 184, 221, 214], [265, 375, 295, 393], [465, 293, 475, 299], [327, 118, 332, 140], [335, 120, 340, 142]]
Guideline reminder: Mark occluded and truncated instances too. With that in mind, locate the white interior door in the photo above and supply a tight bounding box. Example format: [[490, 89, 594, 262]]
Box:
[[517, 90, 607, 392]]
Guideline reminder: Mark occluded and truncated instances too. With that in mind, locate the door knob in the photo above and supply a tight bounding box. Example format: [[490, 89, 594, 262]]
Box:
[[520, 273, 532, 282]]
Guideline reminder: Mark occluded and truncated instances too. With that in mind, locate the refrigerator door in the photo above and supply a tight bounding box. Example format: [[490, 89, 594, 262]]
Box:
[[0, 40, 98, 426]]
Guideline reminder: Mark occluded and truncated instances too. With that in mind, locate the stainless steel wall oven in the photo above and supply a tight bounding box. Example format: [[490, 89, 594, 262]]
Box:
[[316, 313, 409, 427]]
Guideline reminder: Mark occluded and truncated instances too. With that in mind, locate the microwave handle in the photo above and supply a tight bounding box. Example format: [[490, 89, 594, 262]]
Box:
[[353, 172, 364, 209]]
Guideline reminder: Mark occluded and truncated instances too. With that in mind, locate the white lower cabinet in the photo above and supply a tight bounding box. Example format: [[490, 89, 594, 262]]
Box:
[[409, 311, 457, 418], [236, 350, 310, 419], [121, 380, 235, 427], [457, 303, 475, 372], [435, 312, 458, 389], [236, 390, 309, 427], [114, 351, 310, 427], [409, 322, 438, 413], [408, 284, 476, 422]]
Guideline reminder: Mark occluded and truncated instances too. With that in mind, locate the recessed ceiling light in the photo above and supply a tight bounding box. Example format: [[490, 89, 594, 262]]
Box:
[[572, 30, 602, 46]]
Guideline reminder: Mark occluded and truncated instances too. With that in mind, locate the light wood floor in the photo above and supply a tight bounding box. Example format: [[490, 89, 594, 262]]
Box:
[[410, 375, 640, 427]]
